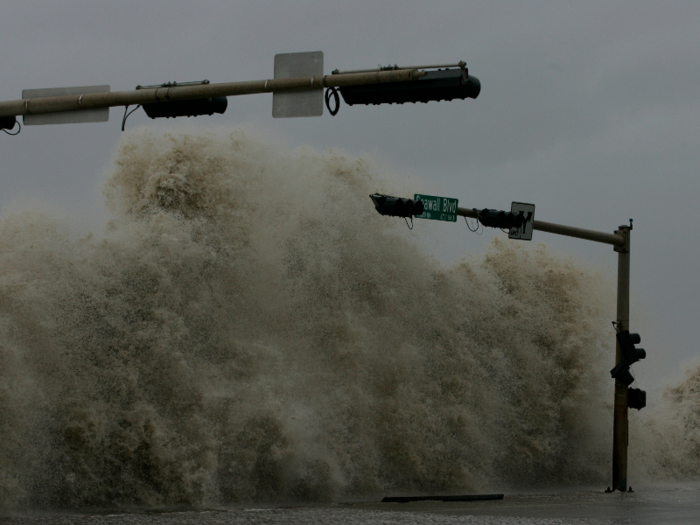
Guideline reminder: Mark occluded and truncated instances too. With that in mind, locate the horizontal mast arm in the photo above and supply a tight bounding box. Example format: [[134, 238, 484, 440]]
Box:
[[457, 206, 625, 247], [0, 69, 425, 118]]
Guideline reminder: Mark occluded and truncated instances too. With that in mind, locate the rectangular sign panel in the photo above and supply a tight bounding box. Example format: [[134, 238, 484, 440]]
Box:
[[508, 202, 535, 241], [272, 51, 323, 118], [22, 85, 110, 125], [414, 194, 459, 222]]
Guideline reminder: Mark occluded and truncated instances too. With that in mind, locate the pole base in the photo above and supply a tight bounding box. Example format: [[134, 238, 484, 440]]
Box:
[[605, 486, 634, 493]]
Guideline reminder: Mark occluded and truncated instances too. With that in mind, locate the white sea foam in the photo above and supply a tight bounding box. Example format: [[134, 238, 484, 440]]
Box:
[[0, 128, 695, 510]]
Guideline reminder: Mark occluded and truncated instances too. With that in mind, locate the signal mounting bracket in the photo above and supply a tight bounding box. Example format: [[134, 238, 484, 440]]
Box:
[[332, 61, 468, 77], [136, 80, 210, 90]]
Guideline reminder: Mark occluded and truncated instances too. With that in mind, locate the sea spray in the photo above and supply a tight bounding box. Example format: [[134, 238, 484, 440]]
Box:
[[630, 364, 700, 482], [0, 129, 628, 509]]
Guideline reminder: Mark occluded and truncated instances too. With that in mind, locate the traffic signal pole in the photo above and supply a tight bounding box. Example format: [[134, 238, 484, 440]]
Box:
[[0, 68, 425, 119], [613, 225, 631, 492], [458, 206, 632, 491]]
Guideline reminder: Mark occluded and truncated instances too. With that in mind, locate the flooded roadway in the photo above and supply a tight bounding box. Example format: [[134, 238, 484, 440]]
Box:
[[4, 485, 700, 525]]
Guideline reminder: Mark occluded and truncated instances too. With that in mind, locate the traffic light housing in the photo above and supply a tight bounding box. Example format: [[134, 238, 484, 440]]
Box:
[[0, 116, 17, 130], [610, 330, 647, 409], [628, 387, 647, 410], [370, 194, 424, 217], [477, 209, 530, 229], [616, 330, 646, 366], [142, 96, 228, 119], [610, 362, 635, 386], [340, 68, 480, 106]]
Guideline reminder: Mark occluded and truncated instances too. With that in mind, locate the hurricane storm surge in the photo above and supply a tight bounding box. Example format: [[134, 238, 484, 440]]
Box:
[[0, 129, 696, 509]]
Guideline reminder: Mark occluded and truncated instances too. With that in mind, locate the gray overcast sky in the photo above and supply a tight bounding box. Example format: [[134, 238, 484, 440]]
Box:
[[1, 1, 698, 388]]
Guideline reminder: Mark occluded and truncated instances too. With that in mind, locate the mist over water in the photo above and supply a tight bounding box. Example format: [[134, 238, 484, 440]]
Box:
[[0, 129, 697, 510]]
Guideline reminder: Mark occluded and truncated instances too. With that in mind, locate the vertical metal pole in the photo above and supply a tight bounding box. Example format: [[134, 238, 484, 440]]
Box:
[[612, 225, 631, 492]]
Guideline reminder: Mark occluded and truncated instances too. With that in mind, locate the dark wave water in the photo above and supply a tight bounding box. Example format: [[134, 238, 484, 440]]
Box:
[[0, 129, 696, 510]]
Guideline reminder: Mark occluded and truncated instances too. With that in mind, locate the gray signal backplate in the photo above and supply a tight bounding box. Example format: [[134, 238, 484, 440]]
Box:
[[272, 51, 323, 118], [22, 85, 110, 125], [509, 202, 535, 241]]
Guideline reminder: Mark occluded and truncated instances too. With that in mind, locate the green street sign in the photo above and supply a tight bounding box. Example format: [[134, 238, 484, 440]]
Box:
[[414, 194, 459, 222]]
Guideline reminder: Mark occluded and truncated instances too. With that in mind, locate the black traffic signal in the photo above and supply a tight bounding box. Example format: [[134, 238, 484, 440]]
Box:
[[616, 330, 646, 366], [610, 330, 646, 395], [134, 81, 228, 120], [628, 387, 647, 410], [610, 362, 635, 386], [370, 194, 424, 217], [340, 68, 480, 106], [477, 209, 531, 229], [0, 116, 17, 130], [142, 97, 228, 119]]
